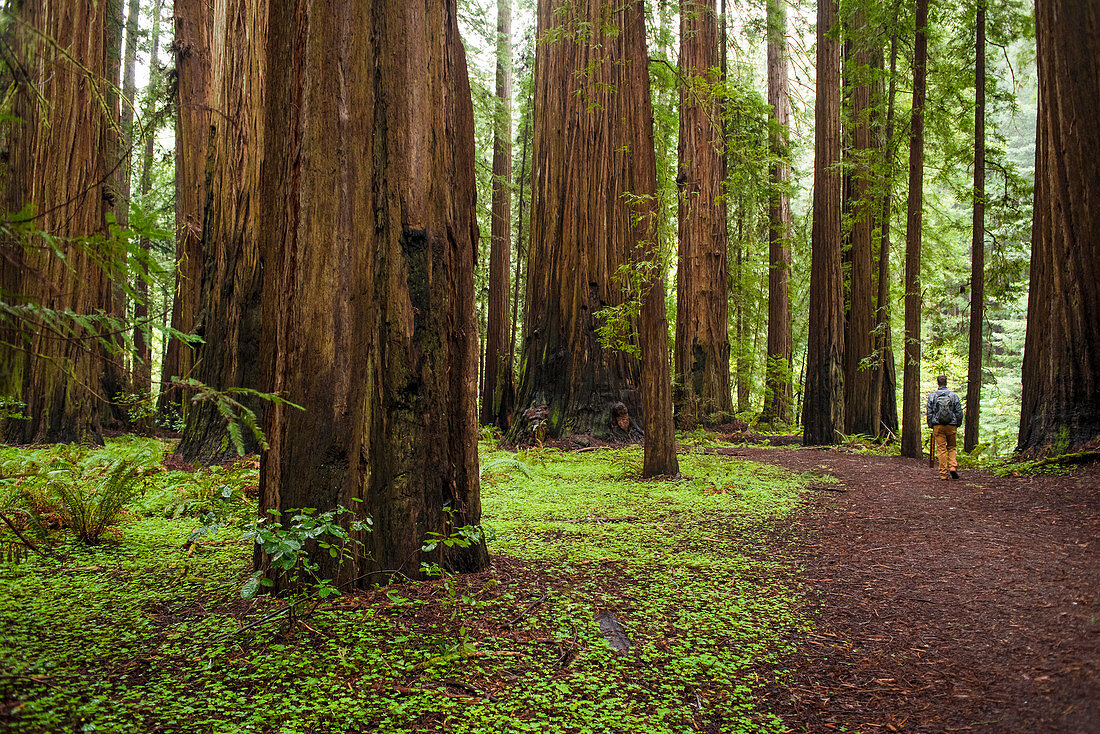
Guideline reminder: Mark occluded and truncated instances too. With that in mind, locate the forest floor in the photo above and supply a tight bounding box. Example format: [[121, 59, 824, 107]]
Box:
[[718, 443, 1100, 733]]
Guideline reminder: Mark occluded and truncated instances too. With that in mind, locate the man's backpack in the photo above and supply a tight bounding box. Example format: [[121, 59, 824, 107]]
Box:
[[933, 392, 954, 425]]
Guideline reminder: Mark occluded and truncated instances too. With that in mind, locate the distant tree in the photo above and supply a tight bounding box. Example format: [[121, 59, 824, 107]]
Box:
[[158, 0, 211, 417], [803, 0, 845, 445], [901, 0, 929, 459], [480, 0, 515, 431], [509, 0, 648, 442], [675, 0, 731, 428], [963, 0, 986, 453], [1, 0, 116, 443], [258, 0, 488, 585], [1017, 0, 1100, 456], [177, 0, 268, 462], [760, 0, 792, 428]]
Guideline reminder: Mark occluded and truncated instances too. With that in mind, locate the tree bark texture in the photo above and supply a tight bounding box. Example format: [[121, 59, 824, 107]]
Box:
[[158, 0, 212, 416], [626, 1, 677, 477], [843, 8, 876, 438], [674, 0, 731, 429], [2, 0, 115, 443], [963, 2, 985, 453], [901, 0, 928, 459], [258, 0, 488, 585], [1017, 0, 1100, 455], [103, 0, 129, 416], [119, 0, 140, 232], [509, 0, 650, 442], [803, 0, 845, 445], [760, 0, 792, 427], [480, 0, 515, 430], [177, 0, 268, 462]]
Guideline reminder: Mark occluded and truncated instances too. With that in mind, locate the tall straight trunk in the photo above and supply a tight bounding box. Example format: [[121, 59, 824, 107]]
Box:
[[509, 109, 531, 363], [481, 0, 515, 430], [133, 0, 164, 397], [158, 0, 212, 416], [843, 7, 876, 437], [103, 0, 129, 415], [259, 0, 488, 584], [177, 0, 268, 462], [734, 205, 749, 412], [2, 0, 115, 443], [675, 0, 731, 428], [625, 1, 677, 477], [509, 0, 649, 442], [760, 0, 792, 427], [870, 32, 900, 439], [901, 0, 929, 458], [963, 1, 985, 453], [119, 0, 140, 232], [1017, 0, 1100, 456], [803, 0, 845, 445]]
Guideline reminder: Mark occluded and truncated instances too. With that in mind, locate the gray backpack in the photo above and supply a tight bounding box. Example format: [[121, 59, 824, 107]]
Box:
[[934, 392, 954, 425]]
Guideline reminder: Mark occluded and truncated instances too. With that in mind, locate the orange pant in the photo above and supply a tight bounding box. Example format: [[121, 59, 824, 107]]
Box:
[[933, 424, 957, 479]]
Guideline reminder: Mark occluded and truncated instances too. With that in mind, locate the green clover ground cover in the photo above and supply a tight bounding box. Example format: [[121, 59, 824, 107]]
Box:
[[0, 439, 811, 733]]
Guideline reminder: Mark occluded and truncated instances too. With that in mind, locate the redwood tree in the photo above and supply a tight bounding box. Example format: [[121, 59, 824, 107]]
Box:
[[177, 0, 268, 462], [158, 0, 211, 416], [803, 0, 845, 445], [509, 0, 649, 441], [843, 6, 876, 438], [1017, 0, 1100, 455], [675, 0, 731, 428], [258, 0, 488, 584], [760, 0, 792, 427], [480, 0, 515, 430], [963, 0, 986, 453], [2, 0, 116, 443], [901, 0, 929, 459]]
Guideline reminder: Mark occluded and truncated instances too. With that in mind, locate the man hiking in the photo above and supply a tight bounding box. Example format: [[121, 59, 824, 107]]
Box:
[[927, 375, 964, 480]]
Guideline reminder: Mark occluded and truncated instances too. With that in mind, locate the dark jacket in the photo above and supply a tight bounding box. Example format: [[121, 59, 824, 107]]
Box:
[[926, 388, 963, 428]]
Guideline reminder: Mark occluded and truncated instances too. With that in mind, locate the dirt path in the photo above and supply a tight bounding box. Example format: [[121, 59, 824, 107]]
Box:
[[724, 447, 1100, 733]]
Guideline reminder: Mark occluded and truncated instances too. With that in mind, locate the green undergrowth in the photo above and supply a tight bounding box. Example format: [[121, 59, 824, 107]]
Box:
[[0, 438, 813, 734]]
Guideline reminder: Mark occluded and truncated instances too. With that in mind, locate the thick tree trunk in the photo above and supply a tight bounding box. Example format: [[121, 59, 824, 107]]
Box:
[[870, 33, 900, 440], [1017, 0, 1100, 456], [133, 0, 164, 398], [625, 1, 677, 477], [480, 0, 515, 431], [508, 0, 648, 442], [901, 0, 929, 459], [760, 0, 792, 428], [176, 0, 268, 462], [2, 0, 115, 444], [674, 0, 731, 429], [843, 8, 876, 437], [963, 2, 985, 453], [158, 0, 211, 417], [803, 0, 844, 445], [258, 0, 488, 585]]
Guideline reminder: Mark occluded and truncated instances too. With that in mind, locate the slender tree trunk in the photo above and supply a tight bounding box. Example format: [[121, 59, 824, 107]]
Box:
[[734, 205, 749, 412], [103, 0, 129, 416], [844, 7, 876, 437], [1017, 0, 1100, 456], [2, 0, 115, 443], [901, 0, 929, 458], [158, 0, 211, 417], [133, 0, 164, 398], [481, 0, 515, 430], [509, 109, 531, 364], [259, 0, 488, 585], [964, 1, 986, 453], [760, 0, 792, 427], [870, 31, 900, 439], [803, 0, 845, 445], [626, 0, 678, 477], [119, 0, 140, 232], [509, 0, 649, 442], [675, 0, 731, 428], [176, 0, 268, 462]]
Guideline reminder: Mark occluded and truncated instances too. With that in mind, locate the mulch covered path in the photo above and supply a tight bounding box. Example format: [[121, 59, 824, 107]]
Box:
[[720, 446, 1100, 733]]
